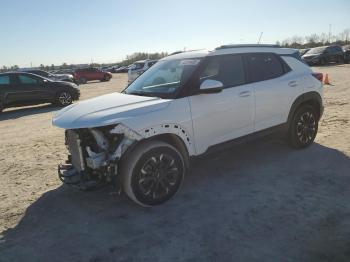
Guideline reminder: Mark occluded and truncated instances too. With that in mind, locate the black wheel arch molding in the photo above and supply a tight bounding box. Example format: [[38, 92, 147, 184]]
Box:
[[287, 91, 323, 129]]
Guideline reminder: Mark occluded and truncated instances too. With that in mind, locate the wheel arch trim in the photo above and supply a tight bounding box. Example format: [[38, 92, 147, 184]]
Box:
[[287, 91, 323, 127]]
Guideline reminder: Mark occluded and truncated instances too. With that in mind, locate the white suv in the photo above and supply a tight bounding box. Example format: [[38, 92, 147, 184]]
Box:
[[128, 59, 158, 83], [53, 44, 324, 206]]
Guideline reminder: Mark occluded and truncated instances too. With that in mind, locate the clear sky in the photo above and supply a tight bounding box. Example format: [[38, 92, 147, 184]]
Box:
[[0, 0, 349, 67]]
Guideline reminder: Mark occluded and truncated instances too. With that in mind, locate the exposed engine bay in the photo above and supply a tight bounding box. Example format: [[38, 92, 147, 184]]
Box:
[[58, 124, 143, 190]]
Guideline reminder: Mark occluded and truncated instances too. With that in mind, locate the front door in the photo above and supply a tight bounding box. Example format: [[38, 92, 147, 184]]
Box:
[[189, 54, 254, 154]]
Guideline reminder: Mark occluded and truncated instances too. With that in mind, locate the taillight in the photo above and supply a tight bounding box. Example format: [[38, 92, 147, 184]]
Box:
[[312, 72, 323, 82]]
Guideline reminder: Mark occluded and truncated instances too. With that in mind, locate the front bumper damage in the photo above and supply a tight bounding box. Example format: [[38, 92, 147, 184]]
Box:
[[58, 124, 143, 191]]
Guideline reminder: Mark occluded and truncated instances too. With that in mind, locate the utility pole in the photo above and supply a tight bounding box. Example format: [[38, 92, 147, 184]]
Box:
[[258, 32, 263, 44], [328, 24, 332, 43]]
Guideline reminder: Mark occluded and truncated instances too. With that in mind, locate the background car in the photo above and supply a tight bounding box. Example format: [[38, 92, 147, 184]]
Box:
[[73, 67, 112, 84], [51, 69, 75, 75], [128, 59, 158, 83], [302, 45, 344, 65], [299, 48, 310, 56], [115, 65, 131, 73], [343, 45, 350, 63], [0, 72, 80, 112], [22, 69, 74, 83]]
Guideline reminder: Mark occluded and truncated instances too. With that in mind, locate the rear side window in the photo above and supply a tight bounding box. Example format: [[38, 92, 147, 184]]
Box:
[[246, 53, 284, 82], [132, 63, 145, 71], [0, 75, 10, 85], [200, 55, 245, 88], [18, 75, 39, 84]]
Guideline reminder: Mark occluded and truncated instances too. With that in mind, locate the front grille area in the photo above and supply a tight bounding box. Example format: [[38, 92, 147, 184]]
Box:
[[66, 130, 85, 172]]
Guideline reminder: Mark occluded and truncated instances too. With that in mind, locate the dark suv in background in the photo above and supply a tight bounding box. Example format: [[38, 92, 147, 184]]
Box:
[[0, 72, 80, 112], [302, 45, 344, 65], [73, 67, 112, 84]]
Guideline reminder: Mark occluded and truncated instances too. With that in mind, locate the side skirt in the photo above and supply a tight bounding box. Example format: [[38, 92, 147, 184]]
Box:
[[191, 123, 288, 161]]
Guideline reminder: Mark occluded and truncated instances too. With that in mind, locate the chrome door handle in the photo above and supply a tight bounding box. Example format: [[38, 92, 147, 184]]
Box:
[[288, 81, 298, 87], [238, 91, 251, 97]]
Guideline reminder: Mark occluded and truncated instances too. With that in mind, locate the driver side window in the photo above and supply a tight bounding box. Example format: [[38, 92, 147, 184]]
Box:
[[200, 55, 246, 88]]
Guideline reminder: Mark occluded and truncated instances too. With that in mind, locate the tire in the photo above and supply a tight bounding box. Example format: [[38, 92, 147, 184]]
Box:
[[288, 105, 318, 149], [320, 58, 326, 66], [79, 77, 87, 84], [101, 75, 111, 82], [55, 90, 73, 107], [120, 140, 185, 207], [338, 56, 344, 64]]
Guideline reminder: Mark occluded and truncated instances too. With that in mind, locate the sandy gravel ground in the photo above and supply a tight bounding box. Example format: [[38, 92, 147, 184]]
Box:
[[0, 66, 349, 262]]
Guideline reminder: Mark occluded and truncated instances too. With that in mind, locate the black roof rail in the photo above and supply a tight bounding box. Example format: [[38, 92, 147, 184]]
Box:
[[216, 44, 280, 50]]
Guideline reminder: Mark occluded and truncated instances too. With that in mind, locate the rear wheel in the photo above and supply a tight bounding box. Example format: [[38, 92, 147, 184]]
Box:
[[288, 105, 318, 149], [55, 91, 73, 107], [337, 56, 344, 64], [120, 140, 185, 207]]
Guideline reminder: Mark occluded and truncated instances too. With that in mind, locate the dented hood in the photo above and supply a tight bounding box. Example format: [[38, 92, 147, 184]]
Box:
[[52, 92, 171, 129]]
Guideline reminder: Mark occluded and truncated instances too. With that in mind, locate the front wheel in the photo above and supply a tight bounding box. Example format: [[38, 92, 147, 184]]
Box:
[[288, 105, 318, 149], [120, 140, 185, 207], [79, 77, 87, 84], [56, 91, 73, 107], [101, 75, 111, 82]]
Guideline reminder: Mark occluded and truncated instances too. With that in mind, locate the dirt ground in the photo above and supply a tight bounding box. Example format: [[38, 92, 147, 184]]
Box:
[[0, 66, 349, 262]]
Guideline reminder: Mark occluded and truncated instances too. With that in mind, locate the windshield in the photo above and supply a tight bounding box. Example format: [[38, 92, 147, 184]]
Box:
[[124, 58, 202, 97], [308, 46, 327, 54]]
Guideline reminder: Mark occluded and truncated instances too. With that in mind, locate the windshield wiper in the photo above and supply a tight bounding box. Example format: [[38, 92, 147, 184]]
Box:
[[127, 91, 158, 97]]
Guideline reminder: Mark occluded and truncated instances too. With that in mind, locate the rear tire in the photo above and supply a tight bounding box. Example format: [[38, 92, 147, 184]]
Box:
[[338, 56, 344, 64], [120, 140, 185, 207], [288, 105, 318, 149]]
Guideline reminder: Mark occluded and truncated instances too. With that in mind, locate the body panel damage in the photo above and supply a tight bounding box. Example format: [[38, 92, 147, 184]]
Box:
[[58, 122, 192, 190]]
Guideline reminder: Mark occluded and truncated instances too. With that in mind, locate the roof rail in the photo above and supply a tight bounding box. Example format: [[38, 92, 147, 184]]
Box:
[[215, 44, 280, 50]]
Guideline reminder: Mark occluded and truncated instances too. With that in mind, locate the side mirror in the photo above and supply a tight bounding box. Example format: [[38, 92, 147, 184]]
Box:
[[197, 79, 223, 94]]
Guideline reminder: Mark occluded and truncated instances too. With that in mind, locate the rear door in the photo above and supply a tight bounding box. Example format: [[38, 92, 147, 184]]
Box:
[[245, 53, 297, 131]]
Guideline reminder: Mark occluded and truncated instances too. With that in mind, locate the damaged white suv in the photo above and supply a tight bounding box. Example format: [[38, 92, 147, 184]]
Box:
[[53, 44, 323, 206]]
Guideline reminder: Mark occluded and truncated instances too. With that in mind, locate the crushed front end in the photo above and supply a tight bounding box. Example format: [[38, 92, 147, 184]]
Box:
[[58, 124, 143, 190]]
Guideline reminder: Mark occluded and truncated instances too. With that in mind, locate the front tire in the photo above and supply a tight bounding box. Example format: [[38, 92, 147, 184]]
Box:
[[120, 140, 185, 207], [101, 75, 111, 82], [79, 77, 87, 84], [288, 105, 318, 149], [55, 91, 73, 107]]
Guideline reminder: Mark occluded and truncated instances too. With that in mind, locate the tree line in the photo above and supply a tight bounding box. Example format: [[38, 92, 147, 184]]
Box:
[[0, 52, 169, 73], [277, 28, 350, 49]]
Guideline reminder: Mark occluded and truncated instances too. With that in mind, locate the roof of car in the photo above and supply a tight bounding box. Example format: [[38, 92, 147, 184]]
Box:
[[162, 45, 298, 61]]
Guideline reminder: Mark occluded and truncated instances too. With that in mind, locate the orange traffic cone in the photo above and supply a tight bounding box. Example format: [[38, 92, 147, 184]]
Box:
[[323, 74, 330, 85]]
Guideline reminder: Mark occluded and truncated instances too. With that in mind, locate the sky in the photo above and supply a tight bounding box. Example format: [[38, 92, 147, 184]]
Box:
[[0, 0, 349, 68]]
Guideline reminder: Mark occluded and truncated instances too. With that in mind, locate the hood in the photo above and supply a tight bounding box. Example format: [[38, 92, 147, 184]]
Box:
[[52, 92, 171, 129], [302, 53, 321, 59]]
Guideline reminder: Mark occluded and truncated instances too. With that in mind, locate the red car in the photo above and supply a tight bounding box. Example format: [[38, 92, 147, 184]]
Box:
[[73, 67, 112, 84]]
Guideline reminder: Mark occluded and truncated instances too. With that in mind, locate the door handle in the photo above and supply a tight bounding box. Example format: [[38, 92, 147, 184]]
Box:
[[288, 81, 298, 87], [238, 91, 251, 97]]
